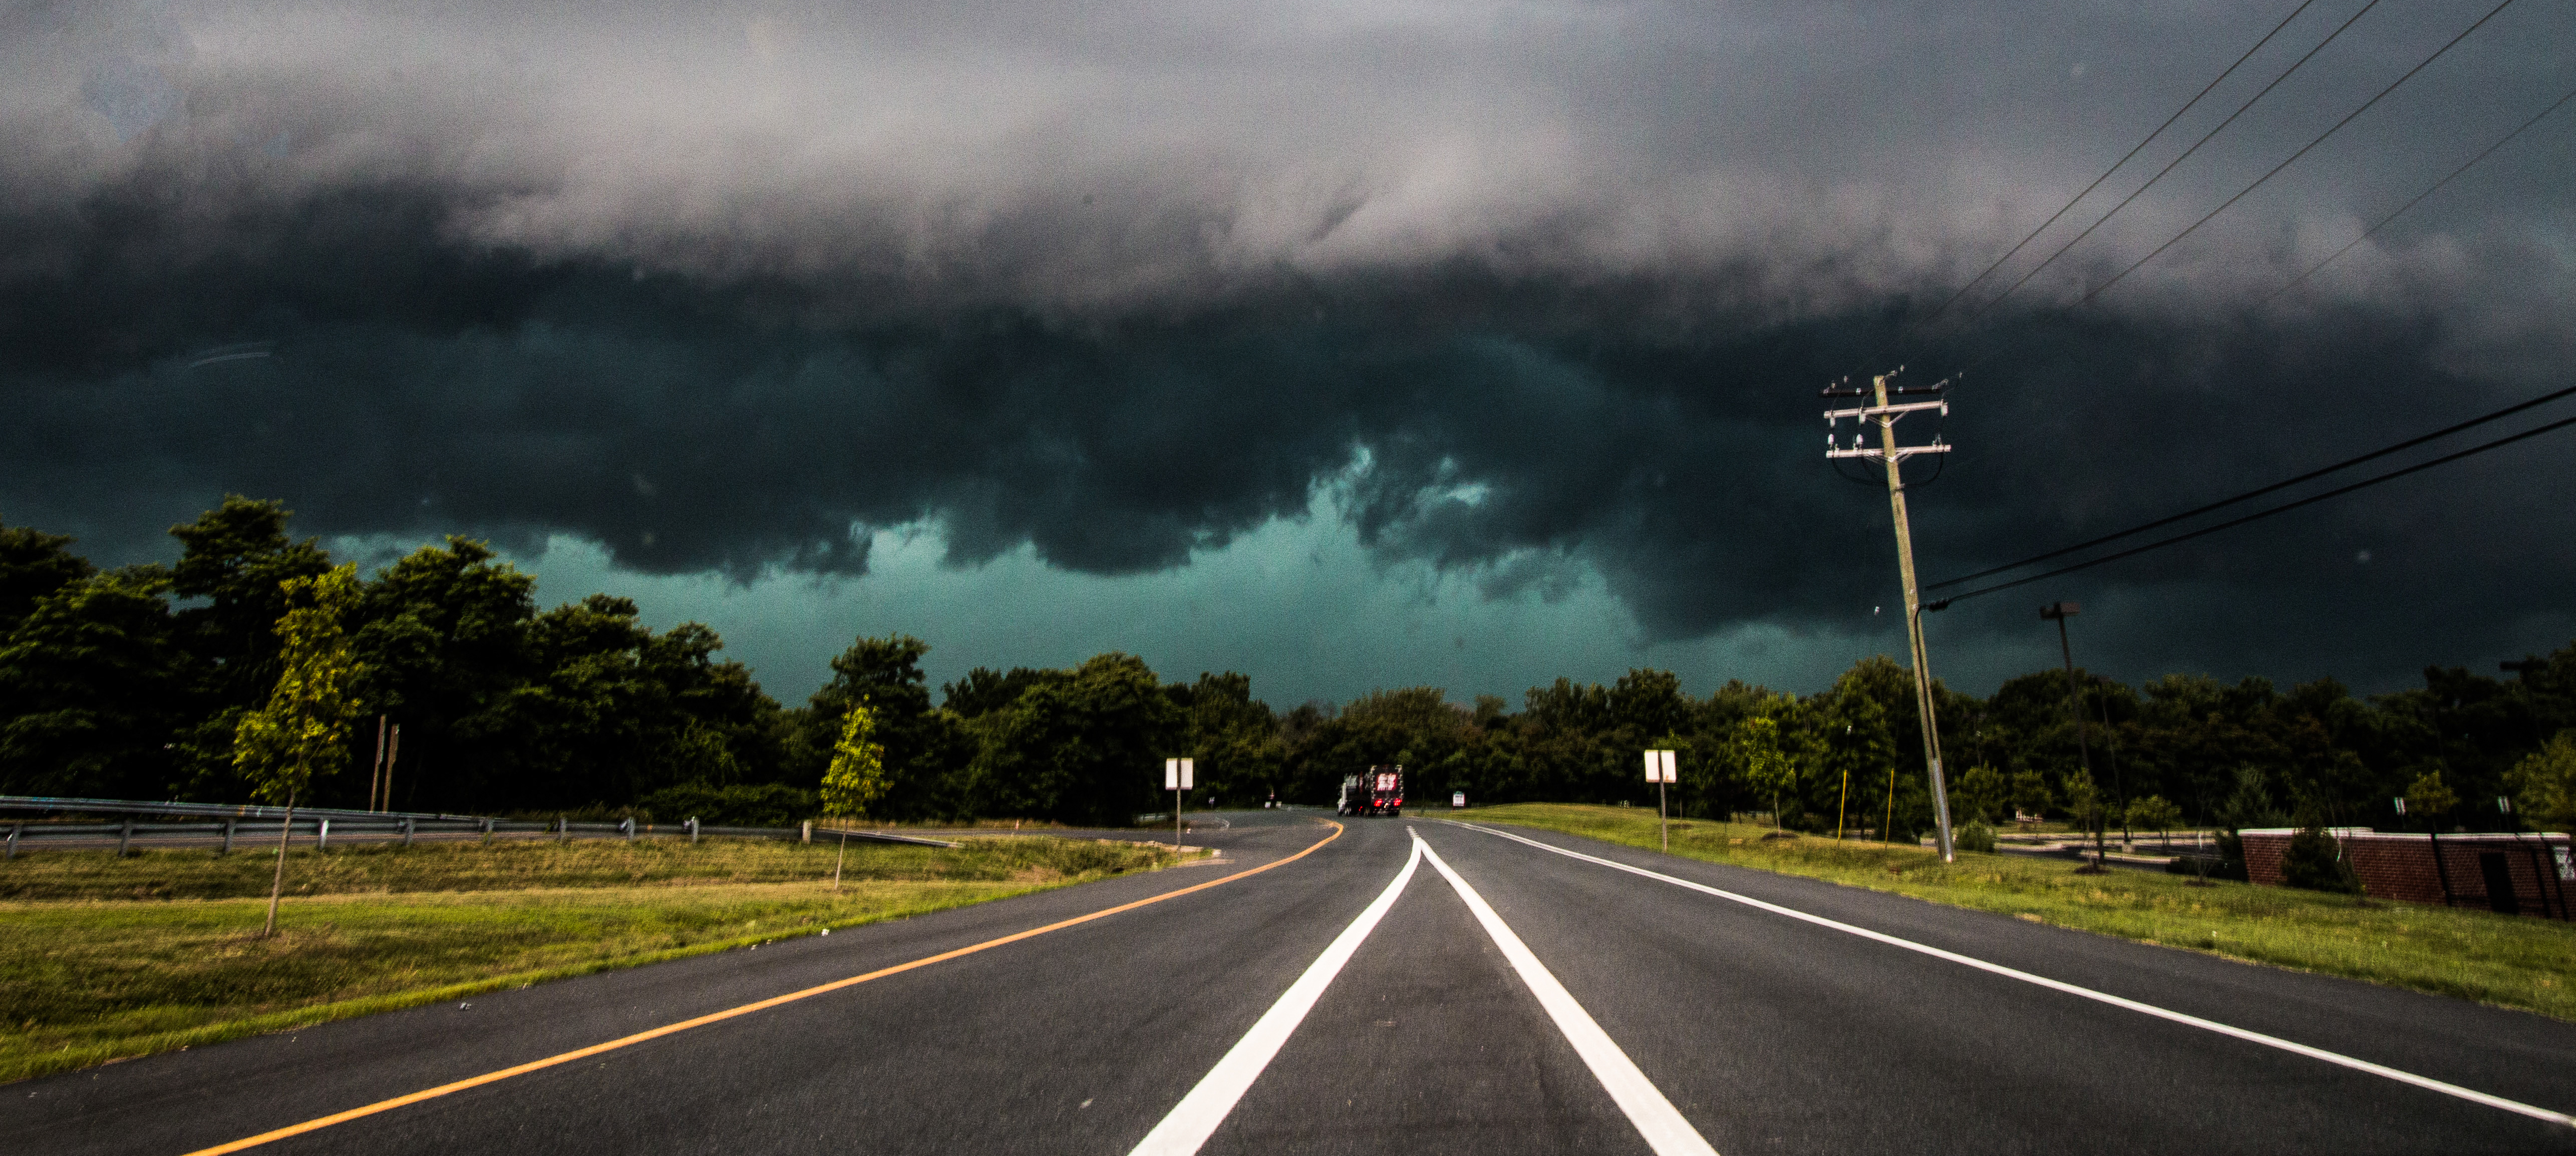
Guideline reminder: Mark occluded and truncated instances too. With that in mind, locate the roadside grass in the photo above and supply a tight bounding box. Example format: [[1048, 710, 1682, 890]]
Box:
[[1462, 804, 2576, 1022], [0, 833, 1162, 902], [0, 836, 1173, 1084]]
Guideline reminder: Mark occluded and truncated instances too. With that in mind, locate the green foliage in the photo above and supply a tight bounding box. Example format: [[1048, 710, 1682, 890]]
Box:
[[634, 782, 819, 827], [2282, 826, 2363, 894], [2007, 769, 2053, 819], [2124, 795, 2183, 844], [2507, 732, 2576, 833], [2404, 769, 2459, 826], [821, 700, 888, 818], [1735, 707, 1802, 827], [967, 653, 1179, 827], [1955, 764, 2006, 824], [0, 566, 191, 798], [232, 565, 366, 806], [1955, 819, 1997, 853], [0, 521, 96, 637]]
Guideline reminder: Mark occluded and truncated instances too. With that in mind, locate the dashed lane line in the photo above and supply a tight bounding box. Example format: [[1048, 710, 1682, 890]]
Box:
[[1416, 829, 1722, 1156]]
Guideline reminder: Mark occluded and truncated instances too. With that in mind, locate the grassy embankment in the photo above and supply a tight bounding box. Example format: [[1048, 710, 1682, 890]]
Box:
[[1464, 803, 2576, 1021], [1, 835, 1174, 1084]]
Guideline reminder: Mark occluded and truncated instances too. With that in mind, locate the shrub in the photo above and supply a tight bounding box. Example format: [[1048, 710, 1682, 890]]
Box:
[[636, 782, 818, 828], [1954, 819, 1997, 854], [2281, 825, 2361, 894]]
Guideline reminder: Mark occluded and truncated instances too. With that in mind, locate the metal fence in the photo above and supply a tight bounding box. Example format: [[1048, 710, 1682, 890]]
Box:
[[0, 795, 956, 857]]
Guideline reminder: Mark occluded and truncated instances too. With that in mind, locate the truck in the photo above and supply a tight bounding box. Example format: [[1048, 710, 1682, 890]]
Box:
[[1337, 765, 1405, 816]]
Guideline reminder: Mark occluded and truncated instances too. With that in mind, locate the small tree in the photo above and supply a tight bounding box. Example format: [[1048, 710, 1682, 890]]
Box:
[[2283, 825, 2362, 893], [821, 699, 888, 820], [1955, 764, 2006, 825], [2124, 795, 2183, 850], [2007, 769, 2054, 824], [2404, 769, 2459, 832], [2506, 732, 2576, 833], [232, 564, 364, 938], [1734, 713, 1799, 830]]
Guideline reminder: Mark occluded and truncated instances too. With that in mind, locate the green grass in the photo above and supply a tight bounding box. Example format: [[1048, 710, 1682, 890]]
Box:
[[1466, 803, 2576, 1021], [0, 836, 1174, 1084]]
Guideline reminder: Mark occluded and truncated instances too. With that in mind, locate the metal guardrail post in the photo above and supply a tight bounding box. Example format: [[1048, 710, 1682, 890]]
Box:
[[317, 818, 331, 851], [689, 817, 699, 845], [482, 817, 494, 844], [117, 816, 133, 857], [402, 817, 415, 847], [558, 816, 567, 844], [621, 817, 633, 843], [221, 818, 235, 855], [6, 823, 17, 860]]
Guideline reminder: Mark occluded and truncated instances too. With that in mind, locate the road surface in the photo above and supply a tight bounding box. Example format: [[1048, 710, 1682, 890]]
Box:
[[9, 809, 2572, 1154]]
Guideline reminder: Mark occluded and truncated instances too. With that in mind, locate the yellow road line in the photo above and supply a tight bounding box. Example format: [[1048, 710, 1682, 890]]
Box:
[[183, 822, 1346, 1155]]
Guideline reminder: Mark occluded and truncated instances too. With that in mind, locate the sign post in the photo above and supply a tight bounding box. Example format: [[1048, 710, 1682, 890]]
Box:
[[1644, 749, 1677, 852], [1164, 757, 1194, 850]]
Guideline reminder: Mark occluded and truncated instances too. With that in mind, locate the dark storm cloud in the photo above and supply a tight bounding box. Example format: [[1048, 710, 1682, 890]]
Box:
[[4, 0, 2574, 690]]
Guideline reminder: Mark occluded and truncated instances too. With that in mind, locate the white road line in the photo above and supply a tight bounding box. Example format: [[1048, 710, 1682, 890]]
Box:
[[1127, 838, 1424, 1155], [1453, 820, 2576, 1130], [1414, 830, 1722, 1156]]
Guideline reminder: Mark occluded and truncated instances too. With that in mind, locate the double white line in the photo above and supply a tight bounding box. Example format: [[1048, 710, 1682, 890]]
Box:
[[1128, 828, 1718, 1156]]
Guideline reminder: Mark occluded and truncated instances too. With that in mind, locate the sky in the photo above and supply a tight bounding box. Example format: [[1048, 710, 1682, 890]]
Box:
[[4, 0, 2574, 709]]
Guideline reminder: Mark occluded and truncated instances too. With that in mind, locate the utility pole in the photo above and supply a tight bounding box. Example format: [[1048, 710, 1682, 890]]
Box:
[[2040, 602, 2102, 868], [1825, 368, 1957, 861]]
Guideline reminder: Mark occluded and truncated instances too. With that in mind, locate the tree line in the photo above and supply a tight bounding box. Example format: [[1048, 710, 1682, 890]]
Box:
[[3, 498, 2572, 836]]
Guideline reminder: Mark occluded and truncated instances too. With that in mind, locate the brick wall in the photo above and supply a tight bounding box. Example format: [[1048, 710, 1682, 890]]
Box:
[[2240, 829, 2573, 917]]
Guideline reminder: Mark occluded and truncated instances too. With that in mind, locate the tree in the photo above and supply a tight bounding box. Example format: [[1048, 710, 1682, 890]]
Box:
[[0, 566, 190, 798], [232, 564, 365, 938], [0, 522, 96, 637], [169, 498, 332, 800], [2506, 732, 2576, 833], [2404, 769, 2458, 831], [2124, 795, 2183, 850], [2008, 769, 2053, 823], [966, 653, 1179, 826], [1954, 764, 2007, 825], [1735, 710, 1800, 830], [2282, 825, 2362, 894], [821, 700, 888, 819]]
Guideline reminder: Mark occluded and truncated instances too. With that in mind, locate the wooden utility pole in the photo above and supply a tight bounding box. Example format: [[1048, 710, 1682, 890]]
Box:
[[1825, 369, 1958, 861]]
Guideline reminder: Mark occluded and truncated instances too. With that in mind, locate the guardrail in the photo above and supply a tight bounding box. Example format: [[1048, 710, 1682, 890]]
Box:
[[0, 797, 958, 858]]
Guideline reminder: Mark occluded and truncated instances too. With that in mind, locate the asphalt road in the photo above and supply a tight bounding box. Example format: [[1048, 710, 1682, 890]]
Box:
[[10, 810, 2573, 1154]]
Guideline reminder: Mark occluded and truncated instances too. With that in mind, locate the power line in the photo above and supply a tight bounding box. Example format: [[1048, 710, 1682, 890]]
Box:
[[1927, 411, 2576, 608], [1967, 0, 2384, 320], [2267, 83, 2576, 303], [2082, 0, 2520, 304], [1925, 380, 2576, 591], [1923, 0, 2324, 325]]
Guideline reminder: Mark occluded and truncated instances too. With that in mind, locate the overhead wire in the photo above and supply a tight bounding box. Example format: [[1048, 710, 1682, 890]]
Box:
[[1965, 0, 2385, 320], [1927, 410, 2576, 607], [1923, 0, 2324, 326], [1924, 380, 2576, 591], [2081, 0, 2521, 304], [2265, 82, 2576, 304]]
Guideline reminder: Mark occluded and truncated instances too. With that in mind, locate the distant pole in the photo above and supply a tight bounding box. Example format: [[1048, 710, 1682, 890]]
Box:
[[1884, 765, 1896, 843], [1824, 368, 1957, 861], [2042, 603, 2100, 867], [1837, 770, 1850, 841], [383, 724, 401, 814], [369, 715, 388, 812]]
